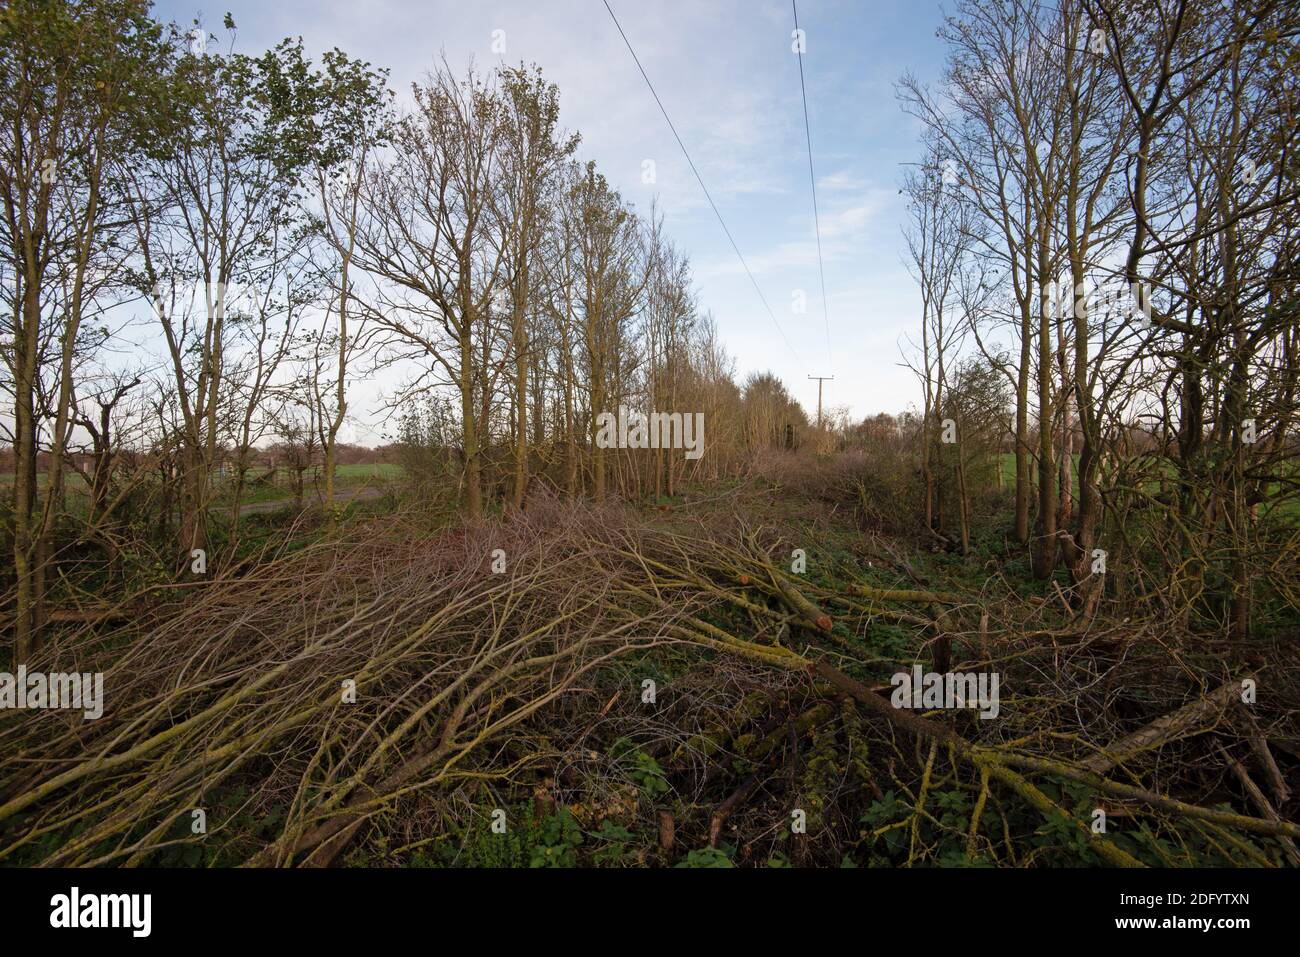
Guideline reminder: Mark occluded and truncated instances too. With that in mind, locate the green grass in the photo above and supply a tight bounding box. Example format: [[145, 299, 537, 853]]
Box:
[[214, 463, 404, 508], [999, 452, 1083, 501], [0, 471, 89, 490], [335, 463, 403, 481]]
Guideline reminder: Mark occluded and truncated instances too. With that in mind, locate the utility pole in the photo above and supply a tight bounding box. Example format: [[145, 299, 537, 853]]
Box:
[[808, 375, 833, 428]]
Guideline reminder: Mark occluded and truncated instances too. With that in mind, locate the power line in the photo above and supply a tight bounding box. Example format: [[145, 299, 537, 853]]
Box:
[[601, 0, 803, 368], [792, 0, 833, 372]]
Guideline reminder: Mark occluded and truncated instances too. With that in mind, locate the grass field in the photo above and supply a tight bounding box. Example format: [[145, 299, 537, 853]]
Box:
[[216, 462, 404, 507]]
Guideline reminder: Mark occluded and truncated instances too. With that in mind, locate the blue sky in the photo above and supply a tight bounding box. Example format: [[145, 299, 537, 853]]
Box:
[[153, 0, 949, 434]]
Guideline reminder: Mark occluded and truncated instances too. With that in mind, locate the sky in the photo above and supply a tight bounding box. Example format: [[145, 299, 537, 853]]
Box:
[[152, 0, 951, 441]]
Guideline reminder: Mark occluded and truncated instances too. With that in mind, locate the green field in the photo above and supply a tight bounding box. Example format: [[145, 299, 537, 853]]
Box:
[[336, 463, 403, 480], [215, 462, 404, 507]]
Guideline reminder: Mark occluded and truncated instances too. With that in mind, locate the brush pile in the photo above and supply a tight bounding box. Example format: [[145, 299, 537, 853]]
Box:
[[1, 489, 1296, 867]]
